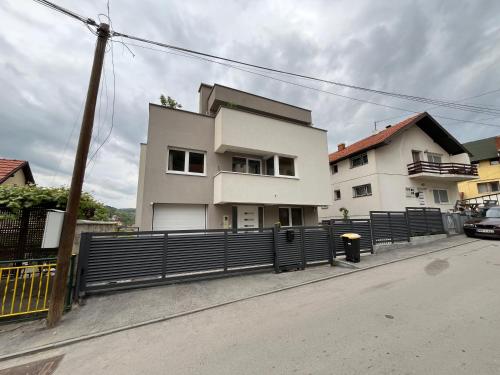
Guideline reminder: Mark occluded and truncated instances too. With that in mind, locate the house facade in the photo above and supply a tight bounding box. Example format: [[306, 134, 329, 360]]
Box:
[[319, 113, 477, 220], [0, 158, 34, 186], [135, 83, 331, 231], [458, 136, 500, 199]]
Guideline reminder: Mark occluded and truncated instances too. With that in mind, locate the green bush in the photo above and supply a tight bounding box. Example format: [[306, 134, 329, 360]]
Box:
[[0, 185, 109, 221]]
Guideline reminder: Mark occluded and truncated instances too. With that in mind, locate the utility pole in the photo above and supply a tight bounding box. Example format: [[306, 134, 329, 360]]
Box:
[[47, 23, 110, 327]]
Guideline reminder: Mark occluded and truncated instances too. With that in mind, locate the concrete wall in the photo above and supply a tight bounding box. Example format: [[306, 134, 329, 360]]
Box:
[[319, 149, 381, 219], [214, 108, 331, 206], [73, 220, 118, 255], [207, 84, 311, 125], [319, 125, 471, 220], [138, 105, 217, 230], [458, 159, 500, 199], [2, 169, 26, 186], [134, 143, 147, 227]]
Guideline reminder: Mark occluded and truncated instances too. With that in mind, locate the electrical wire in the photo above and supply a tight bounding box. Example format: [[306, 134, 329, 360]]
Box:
[[112, 30, 500, 117], [115, 39, 500, 129], [32, 0, 97, 26]]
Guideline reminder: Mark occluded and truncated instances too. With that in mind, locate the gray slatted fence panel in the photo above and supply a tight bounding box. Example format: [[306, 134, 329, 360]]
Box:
[[227, 230, 274, 269], [303, 227, 330, 264], [166, 232, 225, 275], [370, 212, 410, 245], [331, 220, 373, 256], [276, 229, 303, 269], [85, 235, 164, 285], [406, 207, 444, 236]]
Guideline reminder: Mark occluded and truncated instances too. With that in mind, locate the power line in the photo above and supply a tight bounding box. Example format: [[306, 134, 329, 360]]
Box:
[[117, 40, 500, 129], [32, 0, 97, 26], [375, 88, 500, 125], [111, 30, 500, 117]]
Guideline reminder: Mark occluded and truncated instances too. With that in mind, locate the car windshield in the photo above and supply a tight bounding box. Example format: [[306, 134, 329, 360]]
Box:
[[485, 207, 500, 218]]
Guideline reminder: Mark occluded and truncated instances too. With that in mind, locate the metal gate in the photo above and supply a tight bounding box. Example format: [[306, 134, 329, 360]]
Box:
[[406, 207, 445, 236], [370, 211, 410, 245]]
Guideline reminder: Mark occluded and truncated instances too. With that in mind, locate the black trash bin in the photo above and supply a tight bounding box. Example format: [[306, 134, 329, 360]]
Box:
[[341, 233, 361, 263]]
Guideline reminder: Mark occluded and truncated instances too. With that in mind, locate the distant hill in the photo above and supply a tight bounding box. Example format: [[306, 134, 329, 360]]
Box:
[[105, 206, 135, 226]]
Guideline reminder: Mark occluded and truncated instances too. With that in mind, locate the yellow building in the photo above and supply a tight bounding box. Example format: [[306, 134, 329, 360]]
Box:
[[458, 136, 500, 199]]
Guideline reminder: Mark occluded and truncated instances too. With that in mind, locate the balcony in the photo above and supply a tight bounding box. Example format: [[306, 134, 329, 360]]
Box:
[[213, 171, 328, 206], [407, 161, 478, 181]]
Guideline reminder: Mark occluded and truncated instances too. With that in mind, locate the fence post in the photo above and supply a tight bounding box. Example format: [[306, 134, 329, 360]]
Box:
[[404, 210, 411, 241], [273, 224, 280, 273], [16, 208, 30, 259], [300, 227, 306, 270], [161, 232, 168, 278], [75, 232, 91, 300], [327, 223, 335, 265], [224, 230, 228, 272], [387, 212, 394, 243]]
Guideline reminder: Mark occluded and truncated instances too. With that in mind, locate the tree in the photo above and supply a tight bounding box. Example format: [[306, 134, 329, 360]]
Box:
[[0, 185, 109, 221], [160, 94, 182, 109]]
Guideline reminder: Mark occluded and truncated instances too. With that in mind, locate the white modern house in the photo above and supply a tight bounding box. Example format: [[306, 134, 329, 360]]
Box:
[[135, 83, 331, 231], [319, 112, 478, 220]]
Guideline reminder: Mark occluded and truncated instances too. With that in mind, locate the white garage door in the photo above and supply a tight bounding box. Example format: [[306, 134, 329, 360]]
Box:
[[153, 204, 207, 231]]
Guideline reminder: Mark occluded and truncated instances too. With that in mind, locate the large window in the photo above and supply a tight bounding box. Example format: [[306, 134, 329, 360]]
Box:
[[231, 157, 261, 175], [279, 207, 303, 227], [352, 184, 372, 198], [265, 157, 275, 176], [432, 189, 449, 204], [477, 181, 500, 194], [278, 157, 295, 176], [350, 153, 368, 168], [167, 148, 206, 175], [427, 153, 442, 163]]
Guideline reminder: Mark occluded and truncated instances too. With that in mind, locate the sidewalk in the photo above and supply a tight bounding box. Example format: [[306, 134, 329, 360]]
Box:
[[0, 235, 480, 358]]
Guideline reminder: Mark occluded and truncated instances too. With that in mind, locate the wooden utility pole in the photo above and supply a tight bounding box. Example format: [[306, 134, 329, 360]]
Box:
[[47, 23, 110, 327]]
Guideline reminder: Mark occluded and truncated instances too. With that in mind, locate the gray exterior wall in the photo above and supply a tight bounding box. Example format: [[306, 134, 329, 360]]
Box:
[[137, 85, 324, 230], [207, 84, 312, 125], [138, 105, 216, 229]]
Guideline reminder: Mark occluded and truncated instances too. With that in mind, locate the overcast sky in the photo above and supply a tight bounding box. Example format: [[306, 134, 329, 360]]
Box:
[[1, 1, 499, 208]]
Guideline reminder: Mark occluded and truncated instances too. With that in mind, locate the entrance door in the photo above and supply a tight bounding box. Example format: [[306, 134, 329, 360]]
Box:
[[237, 205, 259, 229]]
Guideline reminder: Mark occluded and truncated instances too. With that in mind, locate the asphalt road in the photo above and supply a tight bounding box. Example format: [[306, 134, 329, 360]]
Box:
[[2, 239, 500, 374]]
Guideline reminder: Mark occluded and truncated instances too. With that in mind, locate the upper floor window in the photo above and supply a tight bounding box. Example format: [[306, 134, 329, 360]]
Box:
[[334, 189, 341, 200], [350, 153, 368, 168], [167, 147, 206, 176], [278, 156, 295, 176], [353, 183, 372, 198], [232, 157, 262, 175], [432, 189, 449, 204], [477, 181, 500, 194], [411, 150, 422, 162], [427, 153, 442, 163], [331, 164, 338, 174]]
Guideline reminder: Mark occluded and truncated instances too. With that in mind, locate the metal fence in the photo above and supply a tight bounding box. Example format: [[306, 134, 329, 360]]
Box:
[[406, 207, 445, 236], [77, 221, 373, 295], [0, 256, 76, 320], [370, 211, 410, 245], [0, 207, 56, 260]]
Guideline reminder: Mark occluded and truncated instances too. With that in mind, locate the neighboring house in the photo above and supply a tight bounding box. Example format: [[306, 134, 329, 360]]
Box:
[[319, 112, 477, 220], [458, 136, 500, 199], [0, 158, 35, 186], [135, 83, 331, 231]]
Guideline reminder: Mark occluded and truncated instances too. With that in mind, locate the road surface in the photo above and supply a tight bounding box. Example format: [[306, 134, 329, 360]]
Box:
[[1, 239, 500, 374]]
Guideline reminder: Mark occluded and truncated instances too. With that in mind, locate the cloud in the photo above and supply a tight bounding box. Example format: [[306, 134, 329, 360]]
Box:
[[1, 0, 499, 208]]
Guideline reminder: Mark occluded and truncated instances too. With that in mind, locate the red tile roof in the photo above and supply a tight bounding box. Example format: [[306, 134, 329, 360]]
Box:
[[329, 113, 425, 163], [0, 158, 33, 184]]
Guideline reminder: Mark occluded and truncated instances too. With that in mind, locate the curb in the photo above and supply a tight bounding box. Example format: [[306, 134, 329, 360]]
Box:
[[0, 238, 480, 362]]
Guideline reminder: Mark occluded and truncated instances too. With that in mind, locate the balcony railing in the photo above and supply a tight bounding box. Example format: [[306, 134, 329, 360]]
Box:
[[407, 161, 478, 176]]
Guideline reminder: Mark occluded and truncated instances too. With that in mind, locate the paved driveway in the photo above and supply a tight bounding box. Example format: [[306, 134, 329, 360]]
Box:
[[1, 237, 499, 374]]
